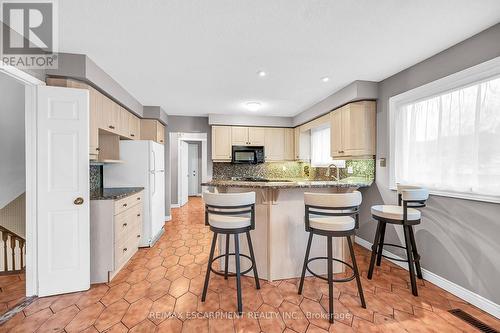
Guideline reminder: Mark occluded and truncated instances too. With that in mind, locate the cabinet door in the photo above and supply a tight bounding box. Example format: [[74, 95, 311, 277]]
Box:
[[231, 127, 248, 145], [284, 128, 294, 160], [101, 96, 116, 133], [343, 101, 376, 157], [330, 107, 344, 158], [248, 127, 266, 145], [264, 128, 285, 161], [119, 107, 130, 138], [212, 126, 232, 161], [294, 127, 310, 161], [88, 87, 99, 159], [128, 113, 140, 140], [157, 123, 165, 144]]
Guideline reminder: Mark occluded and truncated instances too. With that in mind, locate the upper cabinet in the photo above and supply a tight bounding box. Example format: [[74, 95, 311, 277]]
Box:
[[294, 126, 311, 161], [212, 126, 232, 161], [330, 101, 376, 159], [284, 128, 295, 161], [46, 77, 147, 161], [140, 119, 165, 144], [264, 128, 285, 161], [231, 127, 265, 146]]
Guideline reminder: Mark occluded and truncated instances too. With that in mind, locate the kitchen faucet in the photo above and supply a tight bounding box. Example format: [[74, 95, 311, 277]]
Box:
[[325, 163, 340, 182]]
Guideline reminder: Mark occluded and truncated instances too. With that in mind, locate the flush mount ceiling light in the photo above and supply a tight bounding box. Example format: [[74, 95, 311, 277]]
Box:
[[257, 70, 267, 77], [245, 101, 262, 111], [321, 76, 330, 82]]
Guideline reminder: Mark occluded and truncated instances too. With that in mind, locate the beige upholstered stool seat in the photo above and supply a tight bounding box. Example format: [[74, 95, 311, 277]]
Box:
[[208, 214, 251, 229], [371, 205, 421, 221], [309, 215, 355, 231]]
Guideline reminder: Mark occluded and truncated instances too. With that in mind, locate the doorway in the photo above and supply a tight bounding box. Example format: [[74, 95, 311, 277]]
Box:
[[187, 142, 201, 196], [0, 72, 27, 314], [172, 132, 208, 208]]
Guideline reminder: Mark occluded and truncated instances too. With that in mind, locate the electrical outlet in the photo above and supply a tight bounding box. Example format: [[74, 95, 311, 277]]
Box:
[[347, 166, 353, 174]]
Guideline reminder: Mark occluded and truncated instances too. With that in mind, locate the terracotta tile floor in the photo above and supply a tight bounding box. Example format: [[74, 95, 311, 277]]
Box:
[[1, 197, 499, 332]]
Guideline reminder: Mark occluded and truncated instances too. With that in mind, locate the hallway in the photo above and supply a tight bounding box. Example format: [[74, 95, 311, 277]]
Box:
[[0, 197, 498, 332]]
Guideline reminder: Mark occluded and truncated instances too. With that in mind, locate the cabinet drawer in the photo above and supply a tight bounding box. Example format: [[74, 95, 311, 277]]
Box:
[[114, 191, 143, 215], [114, 203, 143, 244], [114, 229, 141, 270]]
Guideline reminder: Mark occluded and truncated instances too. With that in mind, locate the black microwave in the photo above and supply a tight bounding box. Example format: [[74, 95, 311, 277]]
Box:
[[231, 146, 265, 164]]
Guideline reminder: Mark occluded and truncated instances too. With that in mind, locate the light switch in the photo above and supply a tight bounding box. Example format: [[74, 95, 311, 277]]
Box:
[[347, 166, 353, 174]]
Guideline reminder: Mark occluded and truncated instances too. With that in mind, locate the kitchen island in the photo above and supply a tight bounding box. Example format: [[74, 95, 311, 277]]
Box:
[[202, 178, 372, 281]]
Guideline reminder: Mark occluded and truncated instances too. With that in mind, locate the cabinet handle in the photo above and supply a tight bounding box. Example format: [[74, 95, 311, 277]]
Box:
[[123, 223, 128, 227], [137, 234, 141, 238], [95, 147, 100, 151], [123, 203, 127, 207], [137, 197, 141, 200], [137, 214, 141, 217], [160, 140, 164, 143], [130, 133, 135, 137], [123, 247, 128, 252], [109, 125, 115, 129]]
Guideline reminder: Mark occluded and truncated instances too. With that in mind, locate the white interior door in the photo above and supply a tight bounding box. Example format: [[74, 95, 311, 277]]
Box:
[[188, 143, 199, 196], [180, 141, 189, 206], [37, 86, 90, 297]]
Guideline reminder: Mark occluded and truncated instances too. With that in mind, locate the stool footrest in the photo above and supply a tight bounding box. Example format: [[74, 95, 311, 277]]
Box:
[[306, 256, 356, 283], [210, 253, 255, 277], [376, 243, 420, 263]]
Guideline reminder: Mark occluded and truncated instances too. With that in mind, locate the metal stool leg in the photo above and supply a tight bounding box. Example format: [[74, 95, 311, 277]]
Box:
[[403, 225, 418, 296], [327, 236, 334, 323], [224, 234, 230, 280], [246, 231, 260, 289], [234, 233, 243, 314], [367, 221, 382, 279], [201, 232, 218, 302], [298, 232, 313, 294], [347, 236, 366, 308], [408, 226, 423, 279], [376, 222, 387, 266]]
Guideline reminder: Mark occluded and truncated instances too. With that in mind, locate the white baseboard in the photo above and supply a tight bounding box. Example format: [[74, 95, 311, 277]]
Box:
[[165, 215, 171, 222], [170, 203, 180, 208], [355, 236, 500, 319]]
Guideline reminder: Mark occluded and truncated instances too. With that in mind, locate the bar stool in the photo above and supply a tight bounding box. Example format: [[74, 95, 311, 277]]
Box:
[[367, 185, 429, 296], [201, 191, 260, 315], [298, 191, 366, 323]]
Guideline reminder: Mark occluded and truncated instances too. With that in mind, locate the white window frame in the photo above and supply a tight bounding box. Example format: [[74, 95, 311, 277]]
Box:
[[389, 56, 500, 204]]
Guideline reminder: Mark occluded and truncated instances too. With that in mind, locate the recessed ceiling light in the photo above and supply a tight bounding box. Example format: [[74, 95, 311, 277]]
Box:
[[321, 76, 330, 82], [257, 70, 267, 77], [245, 101, 262, 111]]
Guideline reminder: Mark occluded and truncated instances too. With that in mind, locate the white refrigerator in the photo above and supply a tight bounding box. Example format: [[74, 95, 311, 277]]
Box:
[[104, 140, 165, 247]]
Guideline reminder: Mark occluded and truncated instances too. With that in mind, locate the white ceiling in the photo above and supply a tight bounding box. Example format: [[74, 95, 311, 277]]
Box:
[[58, 0, 500, 117]]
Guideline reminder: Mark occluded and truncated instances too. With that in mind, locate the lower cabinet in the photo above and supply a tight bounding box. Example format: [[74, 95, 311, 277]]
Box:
[[90, 191, 143, 283]]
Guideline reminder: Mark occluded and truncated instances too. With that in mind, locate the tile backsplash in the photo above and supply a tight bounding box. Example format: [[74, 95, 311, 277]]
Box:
[[212, 159, 375, 181], [90, 165, 103, 191]]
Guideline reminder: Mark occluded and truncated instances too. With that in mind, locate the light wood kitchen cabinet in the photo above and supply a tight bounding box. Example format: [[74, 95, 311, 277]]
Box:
[[284, 128, 294, 160], [118, 106, 130, 138], [294, 126, 311, 161], [90, 191, 143, 283], [140, 119, 165, 144], [231, 127, 265, 146], [264, 128, 285, 161], [330, 101, 376, 158], [101, 95, 119, 134], [88, 87, 100, 160], [212, 126, 232, 161], [128, 113, 141, 139]]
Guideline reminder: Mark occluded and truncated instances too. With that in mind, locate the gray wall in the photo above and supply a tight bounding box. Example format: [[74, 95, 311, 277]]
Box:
[[0, 73, 25, 209], [358, 23, 500, 304], [165, 116, 212, 215]]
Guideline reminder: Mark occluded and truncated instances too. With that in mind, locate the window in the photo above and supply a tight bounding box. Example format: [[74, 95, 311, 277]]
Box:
[[391, 67, 500, 202]]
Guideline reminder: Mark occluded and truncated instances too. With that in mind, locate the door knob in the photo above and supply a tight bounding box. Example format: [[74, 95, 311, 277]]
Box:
[[74, 197, 84, 205]]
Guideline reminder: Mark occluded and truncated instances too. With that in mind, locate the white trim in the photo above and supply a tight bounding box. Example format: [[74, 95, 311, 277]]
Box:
[[355, 236, 500, 319], [1, 64, 45, 297], [165, 215, 171, 222], [170, 203, 180, 208], [389, 56, 500, 204]]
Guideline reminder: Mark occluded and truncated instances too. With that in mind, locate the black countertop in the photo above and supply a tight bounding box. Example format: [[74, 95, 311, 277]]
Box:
[[90, 187, 144, 200]]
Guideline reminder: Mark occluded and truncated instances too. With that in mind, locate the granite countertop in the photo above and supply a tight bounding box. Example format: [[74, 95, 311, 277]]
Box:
[[201, 177, 373, 189], [90, 187, 144, 200]]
